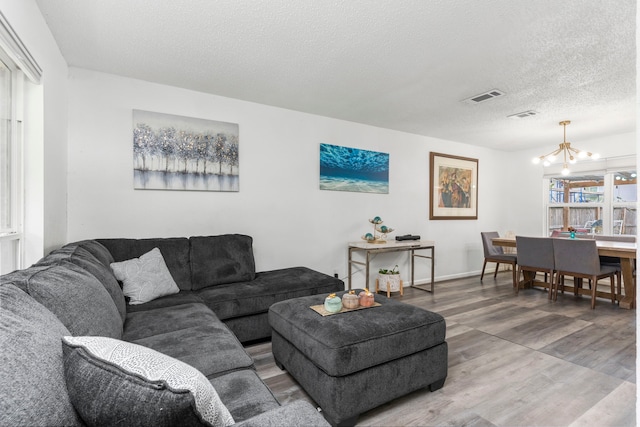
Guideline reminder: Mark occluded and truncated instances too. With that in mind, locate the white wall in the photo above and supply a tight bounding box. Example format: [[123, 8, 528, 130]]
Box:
[[0, 0, 69, 263], [67, 68, 523, 286]]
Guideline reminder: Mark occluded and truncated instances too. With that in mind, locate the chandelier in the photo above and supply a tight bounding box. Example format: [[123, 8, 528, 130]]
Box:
[[532, 120, 600, 176]]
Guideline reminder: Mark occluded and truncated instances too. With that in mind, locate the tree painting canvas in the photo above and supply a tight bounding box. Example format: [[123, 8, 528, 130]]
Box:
[[133, 110, 239, 191], [319, 143, 389, 194]]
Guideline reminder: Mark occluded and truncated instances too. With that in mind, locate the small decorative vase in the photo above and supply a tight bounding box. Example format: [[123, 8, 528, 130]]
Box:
[[324, 293, 342, 313], [342, 290, 360, 309], [358, 290, 375, 307], [570, 231, 576, 239]]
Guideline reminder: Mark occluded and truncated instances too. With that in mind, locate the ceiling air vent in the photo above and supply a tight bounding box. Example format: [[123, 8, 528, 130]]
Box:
[[507, 110, 538, 119], [462, 89, 505, 105]]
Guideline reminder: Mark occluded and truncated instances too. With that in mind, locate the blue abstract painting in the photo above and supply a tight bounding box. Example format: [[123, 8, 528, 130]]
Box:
[[319, 143, 389, 194]]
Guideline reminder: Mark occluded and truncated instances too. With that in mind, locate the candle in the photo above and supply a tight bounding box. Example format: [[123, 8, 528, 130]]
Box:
[[342, 290, 360, 309], [358, 289, 375, 307], [324, 293, 343, 313]]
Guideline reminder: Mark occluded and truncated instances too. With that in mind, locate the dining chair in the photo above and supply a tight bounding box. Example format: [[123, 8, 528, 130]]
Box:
[[595, 235, 635, 295], [552, 238, 618, 309], [480, 232, 517, 288], [515, 236, 554, 298]]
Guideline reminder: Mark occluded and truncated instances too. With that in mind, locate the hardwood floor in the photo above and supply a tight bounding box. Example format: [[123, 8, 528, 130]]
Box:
[[245, 273, 636, 426]]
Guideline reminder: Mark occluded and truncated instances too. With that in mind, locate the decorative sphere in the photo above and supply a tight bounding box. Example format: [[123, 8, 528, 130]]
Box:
[[373, 216, 382, 223], [380, 225, 388, 233], [364, 233, 374, 240]]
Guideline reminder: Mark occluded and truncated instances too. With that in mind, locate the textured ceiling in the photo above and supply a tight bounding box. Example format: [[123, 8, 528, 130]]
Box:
[[35, 0, 636, 151]]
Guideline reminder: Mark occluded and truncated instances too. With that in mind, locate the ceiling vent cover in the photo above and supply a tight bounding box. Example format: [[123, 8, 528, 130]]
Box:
[[462, 89, 505, 105], [507, 110, 538, 119]]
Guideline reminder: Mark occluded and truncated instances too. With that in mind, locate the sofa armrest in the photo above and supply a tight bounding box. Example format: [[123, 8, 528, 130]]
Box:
[[233, 400, 329, 427]]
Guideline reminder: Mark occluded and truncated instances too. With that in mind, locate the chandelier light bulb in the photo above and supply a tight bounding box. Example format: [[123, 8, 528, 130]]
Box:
[[543, 160, 551, 167], [548, 155, 557, 163], [532, 157, 541, 164], [577, 151, 588, 159], [569, 156, 576, 164], [561, 166, 570, 176]]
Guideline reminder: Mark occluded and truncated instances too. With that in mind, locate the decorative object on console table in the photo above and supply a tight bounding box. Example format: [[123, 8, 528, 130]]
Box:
[[362, 216, 394, 243], [376, 265, 403, 297], [429, 152, 478, 220], [396, 234, 420, 241]]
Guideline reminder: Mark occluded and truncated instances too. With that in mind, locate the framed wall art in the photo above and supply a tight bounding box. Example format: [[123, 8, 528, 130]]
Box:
[[429, 152, 478, 220], [319, 143, 389, 194], [133, 110, 239, 191]]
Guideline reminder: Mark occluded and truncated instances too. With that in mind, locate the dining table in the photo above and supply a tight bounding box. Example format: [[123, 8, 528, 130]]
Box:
[[492, 236, 637, 309]]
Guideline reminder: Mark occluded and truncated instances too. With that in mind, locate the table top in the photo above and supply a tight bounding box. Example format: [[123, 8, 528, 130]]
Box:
[[348, 239, 435, 250], [492, 236, 637, 259]]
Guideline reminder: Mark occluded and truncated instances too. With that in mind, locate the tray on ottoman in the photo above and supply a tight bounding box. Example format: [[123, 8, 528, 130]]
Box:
[[269, 292, 447, 427]]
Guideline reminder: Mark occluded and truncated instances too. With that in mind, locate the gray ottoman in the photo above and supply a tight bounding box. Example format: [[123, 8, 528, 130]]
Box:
[[269, 292, 447, 427]]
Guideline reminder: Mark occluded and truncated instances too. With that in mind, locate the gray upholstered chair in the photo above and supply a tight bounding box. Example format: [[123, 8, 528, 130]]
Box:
[[552, 238, 618, 309], [594, 234, 635, 295], [515, 236, 554, 298], [480, 232, 517, 288]]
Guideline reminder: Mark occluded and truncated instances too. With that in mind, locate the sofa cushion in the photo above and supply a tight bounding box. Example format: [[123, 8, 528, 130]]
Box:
[[98, 237, 192, 290], [232, 400, 330, 427], [111, 247, 180, 305], [123, 303, 254, 378], [197, 267, 344, 320], [125, 290, 204, 313], [190, 235, 256, 289], [38, 245, 127, 322], [209, 370, 279, 423], [0, 284, 83, 426], [67, 239, 115, 268], [3, 262, 123, 338], [62, 336, 234, 427]]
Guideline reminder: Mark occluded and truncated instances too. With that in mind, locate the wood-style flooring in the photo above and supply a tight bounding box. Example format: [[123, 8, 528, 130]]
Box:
[[245, 272, 636, 427]]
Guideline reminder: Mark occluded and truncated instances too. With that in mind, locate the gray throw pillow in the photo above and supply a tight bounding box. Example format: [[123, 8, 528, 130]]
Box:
[[62, 336, 234, 427], [0, 284, 82, 426], [110, 247, 180, 305]]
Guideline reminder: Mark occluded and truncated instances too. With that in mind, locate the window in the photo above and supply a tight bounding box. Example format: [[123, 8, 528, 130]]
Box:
[[612, 171, 637, 235], [0, 11, 41, 274], [544, 167, 637, 236], [0, 52, 22, 274]]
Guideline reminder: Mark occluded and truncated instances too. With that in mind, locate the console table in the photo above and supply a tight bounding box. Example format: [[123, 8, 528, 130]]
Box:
[[348, 240, 436, 293]]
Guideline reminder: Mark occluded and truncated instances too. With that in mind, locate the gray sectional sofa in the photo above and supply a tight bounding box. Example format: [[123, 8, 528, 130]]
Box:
[[0, 234, 343, 426]]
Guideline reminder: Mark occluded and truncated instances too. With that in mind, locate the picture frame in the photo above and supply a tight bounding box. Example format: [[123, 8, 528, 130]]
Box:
[[319, 143, 389, 194], [429, 152, 478, 220], [132, 110, 239, 192]]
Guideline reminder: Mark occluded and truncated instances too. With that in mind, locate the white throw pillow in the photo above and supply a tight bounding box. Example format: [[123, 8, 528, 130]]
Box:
[[110, 247, 180, 304], [62, 336, 235, 427]]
